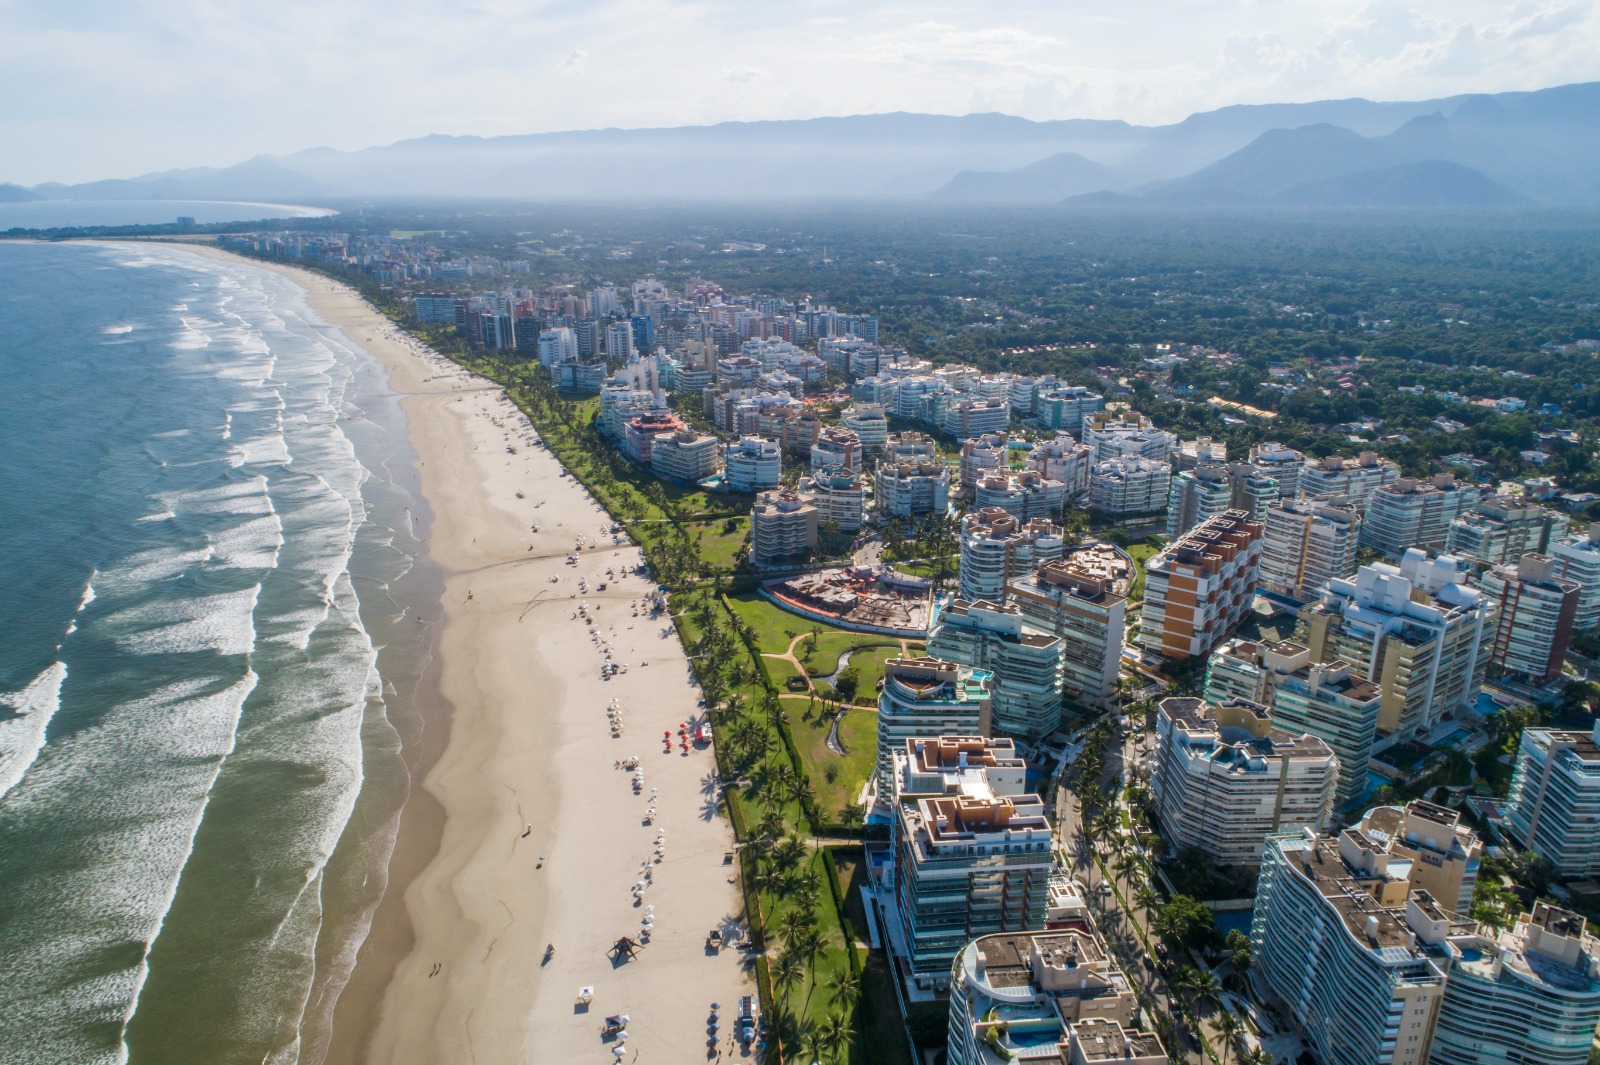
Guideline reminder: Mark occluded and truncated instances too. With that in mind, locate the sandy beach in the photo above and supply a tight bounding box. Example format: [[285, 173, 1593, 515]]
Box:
[[170, 243, 754, 1065]]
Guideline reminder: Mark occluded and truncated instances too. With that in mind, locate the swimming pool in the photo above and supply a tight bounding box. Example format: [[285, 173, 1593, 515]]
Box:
[[1439, 728, 1472, 748], [1475, 692, 1508, 715]]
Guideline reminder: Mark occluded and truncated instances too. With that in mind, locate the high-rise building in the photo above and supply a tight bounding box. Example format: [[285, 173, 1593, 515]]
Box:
[[1088, 456, 1171, 515], [1301, 551, 1494, 742], [1427, 903, 1600, 1065], [1447, 495, 1569, 566], [1226, 461, 1281, 518], [958, 507, 1064, 605], [1010, 560, 1127, 710], [1206, 637, 1389, 809], [1504, 722, 1600, 879], [957, 432, 1010, 491], [605, 319, 636, 360], [1151, 696, 1336, 866], [750, 489, 818, 568], [537, 326, 579, 367], [1363, 475, 1479, 559], [1031, 385, 1104, 434], [722, 435, 782, 492], [1140, 511, 1264, 660], [1244, 442, 1307, 499], [1167, 464, 1234, 538], [649, 429, 721, 484], [799, 466, 867, 534], [947, 925, 1165, 1065], [1174, 436, 1227, 470], [1081, 411, 1174, 463], [1251, 832, 1449, 1065], [974, 470, 1067, 522], [927, 601, 1065, 740], [1480, 554, 1580, 685], [887, 736, 1052, 990], [875, 657, 992, 798], [944, 397, 1011, 441], [841, 403, 890, 454], [874, 460, 950, 520], [1298, 452, 1401, 506], [1027, 435, 1093, 501], [1551, 523, 1600, 631], [1260, 496, 1362, 600], [1352, 800, 1482, 912]]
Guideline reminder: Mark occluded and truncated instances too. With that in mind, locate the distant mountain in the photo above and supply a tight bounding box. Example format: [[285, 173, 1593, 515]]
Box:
[[1279, 161, 1521, 206], [14, 81, 1599, 206], [933, 151, 1124, 202], [0, 182, 42, 202]]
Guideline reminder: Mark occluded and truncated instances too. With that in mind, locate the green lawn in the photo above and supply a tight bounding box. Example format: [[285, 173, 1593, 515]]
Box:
[[727, 592, 856, 654], [765, 655, 808, 691], [1125, 540, 1160, 603], [689, 517, 749, 570], [794, 705, 878, 820], [848, 645, 921, 707], [835, 850, 914, 1065]]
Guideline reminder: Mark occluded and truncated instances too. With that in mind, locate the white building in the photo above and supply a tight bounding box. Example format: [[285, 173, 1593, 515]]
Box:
[[974, 470, 1067, 522], [842, 403, 890, 455], [1505, 723, 1600, 879], [1260, 496, 1363, 600], [750, 489, 818, 569], [1010, 560, 1127, 710], [1446, 495, 1568, 566], [1363, 475, 1479, 559], [536, 326, 578, 367], [927, 601, 1066, 741], [1027, 435, 1093, 501], [649, 429, 721, 484], [1031, 385, 1104, 434], [1551, 523, 1600, 630], [1167, 464, 1234, 538], [944, 397, 1011, 441], [875, 657, 992, 798], [875, 461, 951, 520], [1301, 550, 1494, 743], [810, 426, 863, 474], [1088, 456, 1171, 516], [800, 466, 868, 534], [1081, 411, 1174, 463], [1151, 696, 1336, 867], [1298, 451, 1401, 507], [722, 435, 782, 492], [957, 433, 1010, 492], [958, 507, 1064, 605]]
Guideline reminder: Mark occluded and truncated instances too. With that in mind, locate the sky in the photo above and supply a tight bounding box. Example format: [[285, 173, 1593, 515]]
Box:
[[3, 0, 1597, 185]]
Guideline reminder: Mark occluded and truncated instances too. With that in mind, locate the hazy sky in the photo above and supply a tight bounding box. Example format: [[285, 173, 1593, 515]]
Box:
[[4, 0, 1596, 185]]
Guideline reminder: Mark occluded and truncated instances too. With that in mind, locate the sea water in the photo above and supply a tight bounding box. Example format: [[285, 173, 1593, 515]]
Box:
[[0, 242, 437, 1065]]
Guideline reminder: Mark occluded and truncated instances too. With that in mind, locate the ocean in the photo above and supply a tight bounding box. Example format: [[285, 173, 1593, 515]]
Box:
[[0, 200, 335, 231], [0, 241, 438, 1065]]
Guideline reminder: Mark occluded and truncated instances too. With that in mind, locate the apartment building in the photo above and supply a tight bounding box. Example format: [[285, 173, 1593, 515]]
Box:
[[957, 432, 1010, 491], [1363, 475, 1479, 559], [887, 735, 1054, 990], [974, 470, 1068, 522], [1027, 435, 1093, 500], [1009, 559, 1127, 711], [944, 397, 1012, 441], [874, 460, 951, 520], [947, 926, 1165, 1065], [1259, 496, 1362, 600], [1504, 722, 1600, 879], [1447, 495, 1568, 566], [1298, 451, 1402, 506], [800, 466, 867, 534], [1480, 554, 1580, 685], [1151, 696, 1337, 867], [1301, 550, 1493, 742], [1140, 510, 1264, 660], [721, 435, 782, 492], [1031, 385, 1104, 434], [874, 657, 992, 798], [1204, 639, 1383, 808], [1252, 832, 1448, 1065], [928, 601, 1066, 741], [810, 425, 862, 473], [1081, 411, 1174, 463], [749, 489, 818, 568], [1088, 456, 1171, 516], [1166, 464, 1233, 538], [958, 507, 1064, 605], [1244, 441, 1307, 499], [841, 403, 890, 454], [1352, 800, 1482, 912], [649, 429, 721, 484]]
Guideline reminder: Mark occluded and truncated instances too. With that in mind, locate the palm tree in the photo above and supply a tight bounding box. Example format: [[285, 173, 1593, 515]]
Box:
[[1134, 886, 1161, 915], [1213, 1010, 1245, 1065], [1237, 1047, 1272, 1065], [771, 950, 805, 1005], [824, 968, 861, 1014], [778, 908, 817, 947], [794, 927, 829, 1010], [816, 1010, 855, 1063], [772, 835, 809, 874], [1183, 967, 1222, 1016]]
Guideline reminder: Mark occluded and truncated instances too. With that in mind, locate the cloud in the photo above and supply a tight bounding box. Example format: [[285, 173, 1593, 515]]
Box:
[[2, 0, 1597, 184]]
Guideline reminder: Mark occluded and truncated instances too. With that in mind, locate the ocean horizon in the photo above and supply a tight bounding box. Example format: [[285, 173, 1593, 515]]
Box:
[[0, 241, 437, 1065]]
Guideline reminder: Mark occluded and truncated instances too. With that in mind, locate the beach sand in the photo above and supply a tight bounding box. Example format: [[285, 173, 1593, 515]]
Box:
[[168, 244, 755, 1065]]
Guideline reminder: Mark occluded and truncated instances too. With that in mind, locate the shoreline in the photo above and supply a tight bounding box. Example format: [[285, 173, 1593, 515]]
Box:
[[163, 242, 754, 1064]]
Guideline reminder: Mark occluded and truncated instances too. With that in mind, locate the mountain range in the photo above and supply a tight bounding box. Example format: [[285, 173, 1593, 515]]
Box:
[[14, 82, 1599, 208]]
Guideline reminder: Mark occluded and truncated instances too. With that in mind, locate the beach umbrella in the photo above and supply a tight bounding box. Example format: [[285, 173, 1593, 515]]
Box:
[[642, 915, 654, 923], [645, 904, 655, 912], [612, 1046, 626, 1057], [616, 1030, 628, 1041]]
